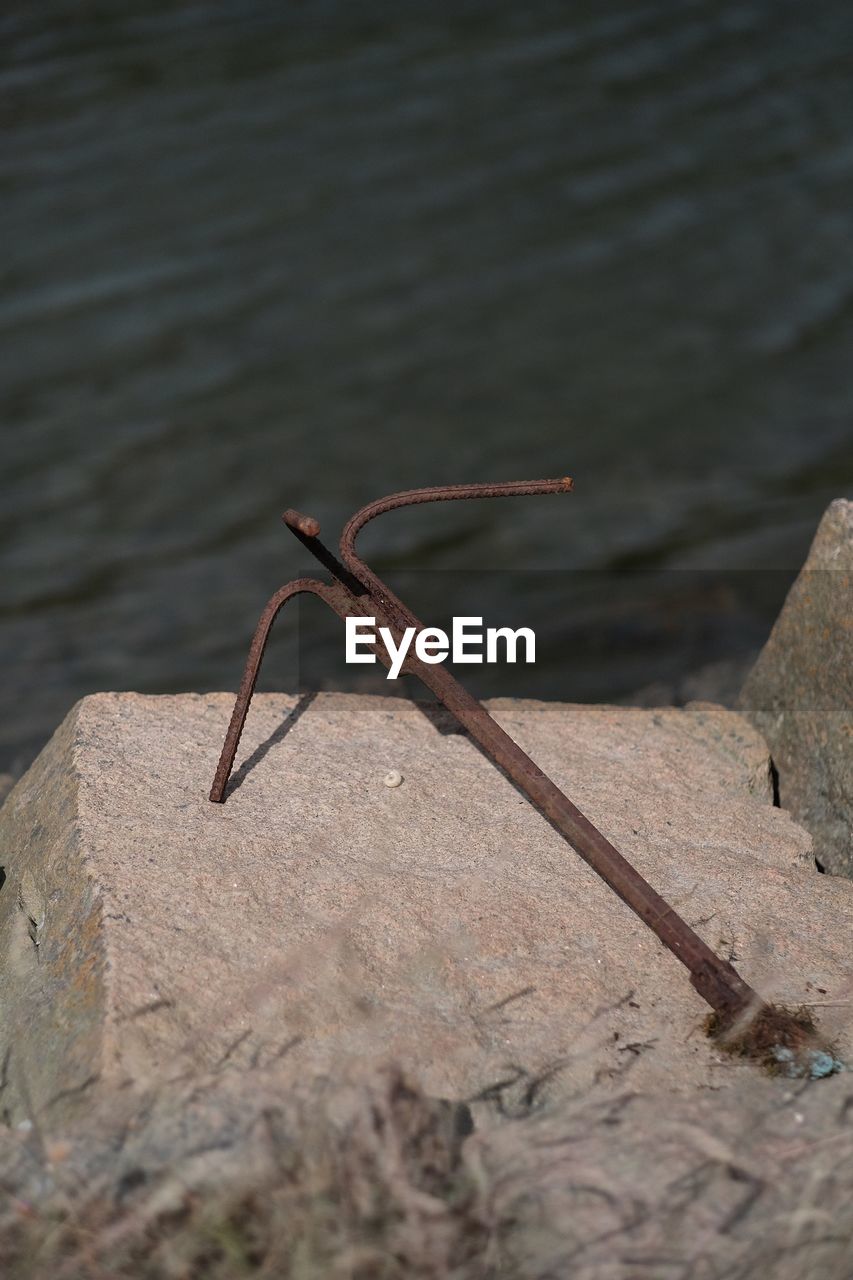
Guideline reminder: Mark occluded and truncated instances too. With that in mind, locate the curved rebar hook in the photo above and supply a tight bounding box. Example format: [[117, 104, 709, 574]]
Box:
[[209, 576, 361, 802], [339, 478, 574, 631], [210, 479, 573, 802]]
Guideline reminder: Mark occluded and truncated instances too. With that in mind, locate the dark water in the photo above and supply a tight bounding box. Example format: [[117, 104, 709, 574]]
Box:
[[2, 1, 853, 773]]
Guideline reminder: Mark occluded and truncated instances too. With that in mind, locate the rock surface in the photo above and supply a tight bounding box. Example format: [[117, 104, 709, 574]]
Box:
[[1, 691, 851, 1124], [740, 498, 853, 877], [3, 1057, 853, 1280]]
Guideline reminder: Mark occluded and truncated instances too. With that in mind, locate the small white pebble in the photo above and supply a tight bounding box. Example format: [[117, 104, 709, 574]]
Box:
[[794, 1112, 804, 1124], [383, 770, 403, 788]]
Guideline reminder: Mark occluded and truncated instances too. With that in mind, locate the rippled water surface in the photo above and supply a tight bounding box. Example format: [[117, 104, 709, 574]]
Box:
[[2, 1, 853, 771]]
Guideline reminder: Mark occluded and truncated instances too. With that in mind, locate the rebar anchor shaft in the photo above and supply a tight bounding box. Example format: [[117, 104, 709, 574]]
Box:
[[210, 480, 766, 1029]]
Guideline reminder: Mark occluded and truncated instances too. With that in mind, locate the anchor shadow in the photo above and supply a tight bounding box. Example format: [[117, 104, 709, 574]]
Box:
[[223, 690, 318, 799]]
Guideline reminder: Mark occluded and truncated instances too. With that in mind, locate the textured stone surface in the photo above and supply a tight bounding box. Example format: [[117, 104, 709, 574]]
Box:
[[5, 1061, 853, 1280], [1, 691, 851, 1124], [740, 498, 853, 877], [476, 1069, 853, 1279]]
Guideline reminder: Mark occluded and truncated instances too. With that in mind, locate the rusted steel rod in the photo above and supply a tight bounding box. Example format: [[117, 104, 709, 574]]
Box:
[[211, 577, 350, 806], [210, 480, 763, 1026]]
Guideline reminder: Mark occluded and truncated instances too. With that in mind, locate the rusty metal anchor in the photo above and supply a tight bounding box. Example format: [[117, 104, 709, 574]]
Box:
[[209, 479, 839, 1070]]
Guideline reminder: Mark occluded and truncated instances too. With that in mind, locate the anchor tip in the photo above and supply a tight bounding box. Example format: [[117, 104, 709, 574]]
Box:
[[282, 509, 321, 538]]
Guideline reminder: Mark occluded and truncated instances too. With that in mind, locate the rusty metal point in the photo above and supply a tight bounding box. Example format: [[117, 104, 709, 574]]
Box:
[[282, 509, 321, 538]]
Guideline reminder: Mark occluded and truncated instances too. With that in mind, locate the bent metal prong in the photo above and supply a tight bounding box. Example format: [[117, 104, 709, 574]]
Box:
[[209, 479, 832, 1057]]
